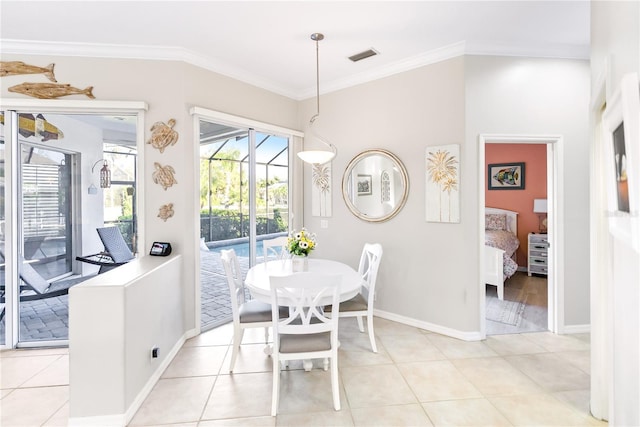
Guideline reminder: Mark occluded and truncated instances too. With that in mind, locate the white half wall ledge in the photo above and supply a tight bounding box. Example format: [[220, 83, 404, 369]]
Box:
[[69, 254, 184, 426]]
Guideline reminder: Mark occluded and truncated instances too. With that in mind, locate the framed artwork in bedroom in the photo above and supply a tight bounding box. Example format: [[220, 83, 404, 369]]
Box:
[[602, 72, 640, 252], [488, 162, 525, 190]]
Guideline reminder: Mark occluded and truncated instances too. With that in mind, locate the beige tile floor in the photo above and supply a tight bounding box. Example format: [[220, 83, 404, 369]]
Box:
[[1, 318, 607, 426]]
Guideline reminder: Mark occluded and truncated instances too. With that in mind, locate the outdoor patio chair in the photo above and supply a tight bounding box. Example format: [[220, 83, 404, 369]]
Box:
[[0, 250, 93, 319], [76, 226, 135, 273]]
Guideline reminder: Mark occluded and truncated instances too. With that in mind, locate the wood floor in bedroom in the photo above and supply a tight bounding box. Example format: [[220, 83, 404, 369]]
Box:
[[486, 272, 548, 336]]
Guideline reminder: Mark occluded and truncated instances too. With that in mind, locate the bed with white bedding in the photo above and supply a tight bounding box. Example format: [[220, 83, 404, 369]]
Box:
[[484, 207, 520, 300]]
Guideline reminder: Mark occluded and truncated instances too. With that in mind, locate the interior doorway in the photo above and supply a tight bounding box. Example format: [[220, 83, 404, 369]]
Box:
[[479, 134, 564, 338]]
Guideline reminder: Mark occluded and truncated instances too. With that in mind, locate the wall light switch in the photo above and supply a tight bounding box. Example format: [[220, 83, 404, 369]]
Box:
[[320, 220, 329, 229]]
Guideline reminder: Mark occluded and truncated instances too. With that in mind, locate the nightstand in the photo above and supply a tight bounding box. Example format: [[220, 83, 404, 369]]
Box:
[[528, 233, 549, 276]]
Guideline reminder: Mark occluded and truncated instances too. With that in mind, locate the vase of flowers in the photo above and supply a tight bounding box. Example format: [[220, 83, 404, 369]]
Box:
[[287, 228, 316, 272]]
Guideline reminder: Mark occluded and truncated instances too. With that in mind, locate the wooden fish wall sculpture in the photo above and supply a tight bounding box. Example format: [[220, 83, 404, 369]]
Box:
[[0, 61, 57, 82], [8, 82, 95, 99], [0, 112, 64, 141], [152, 162, 177, 190], [147, 118, 178, 153], [2, 60, 96, 100], [158, 203, 175, 222]]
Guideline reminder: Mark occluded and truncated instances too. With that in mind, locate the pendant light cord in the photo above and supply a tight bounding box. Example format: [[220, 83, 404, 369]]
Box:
[[297, 32, 336, 164], [310, 33, 323, 124]]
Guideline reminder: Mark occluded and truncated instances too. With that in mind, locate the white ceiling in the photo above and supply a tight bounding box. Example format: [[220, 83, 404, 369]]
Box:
[[0, 1, 590, 100]]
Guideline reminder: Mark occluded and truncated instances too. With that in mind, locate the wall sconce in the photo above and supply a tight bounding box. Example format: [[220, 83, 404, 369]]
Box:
[[533, 198, 548, 233], [91, 159, 111, 189]]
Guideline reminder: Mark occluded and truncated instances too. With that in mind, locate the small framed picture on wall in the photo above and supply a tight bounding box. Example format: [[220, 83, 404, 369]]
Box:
[[602, 72, 640, 252], [488, 162, 525, 190], [357, 174, 372, 196]]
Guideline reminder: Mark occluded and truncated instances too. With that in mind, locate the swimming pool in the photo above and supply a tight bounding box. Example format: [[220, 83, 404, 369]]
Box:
[[209, 241, 264, 258], [206, 232, 290, 258]]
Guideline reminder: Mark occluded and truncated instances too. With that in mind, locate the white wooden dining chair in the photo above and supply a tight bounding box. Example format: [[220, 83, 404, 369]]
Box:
[[325, 243, 383, 353], [221, 249, 286, 373], [269, 272, 341, 416], [262, 236, 289, 261]]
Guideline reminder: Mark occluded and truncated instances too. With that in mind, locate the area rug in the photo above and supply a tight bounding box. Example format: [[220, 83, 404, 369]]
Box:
[[486, 292, 527, 326]]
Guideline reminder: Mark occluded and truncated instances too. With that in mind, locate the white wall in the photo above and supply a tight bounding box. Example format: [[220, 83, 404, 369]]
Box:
[[590, 1, 640, 424], [301, 55, 590, 335], [466, 56, 591, 329], [300, 57, 474, 334], [0, 53, 299, 335], [69, 255, 183, 425]]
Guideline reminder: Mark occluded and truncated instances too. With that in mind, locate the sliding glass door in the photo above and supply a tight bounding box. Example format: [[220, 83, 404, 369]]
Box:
[[198, 119, 290, 330], [19, 143, 75, 342], [1, 108, 141, 348]]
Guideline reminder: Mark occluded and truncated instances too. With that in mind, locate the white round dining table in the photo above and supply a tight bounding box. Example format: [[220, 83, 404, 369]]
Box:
[[244, 258, 364, 304]]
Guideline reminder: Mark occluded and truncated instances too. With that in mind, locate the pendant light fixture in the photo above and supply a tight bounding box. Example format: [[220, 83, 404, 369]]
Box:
[[297, 33, 337, 165]]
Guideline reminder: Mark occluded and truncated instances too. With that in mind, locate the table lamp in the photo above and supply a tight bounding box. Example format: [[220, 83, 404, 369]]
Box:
[[533, 198, 548, 233]]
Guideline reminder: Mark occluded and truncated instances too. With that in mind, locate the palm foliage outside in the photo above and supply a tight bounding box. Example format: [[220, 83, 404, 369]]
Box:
[[200, 146, 288, 240]]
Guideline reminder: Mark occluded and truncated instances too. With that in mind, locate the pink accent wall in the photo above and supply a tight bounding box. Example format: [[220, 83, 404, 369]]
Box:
[[486, 144, 547, 266]]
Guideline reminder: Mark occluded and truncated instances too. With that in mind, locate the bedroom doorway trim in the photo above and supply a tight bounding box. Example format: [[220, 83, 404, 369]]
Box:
[[478, 134, 564, 338]]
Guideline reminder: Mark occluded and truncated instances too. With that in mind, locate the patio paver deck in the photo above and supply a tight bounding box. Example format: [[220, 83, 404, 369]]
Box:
[[0, 249, 242, 343]]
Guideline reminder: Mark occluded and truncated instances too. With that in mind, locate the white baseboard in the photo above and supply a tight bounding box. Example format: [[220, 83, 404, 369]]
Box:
[[69, 332, 189, 427], [124, 334, 188, 425], [68, 414, 126, 427], [561, 324, 590, 334], [373, 309, 483, 341]]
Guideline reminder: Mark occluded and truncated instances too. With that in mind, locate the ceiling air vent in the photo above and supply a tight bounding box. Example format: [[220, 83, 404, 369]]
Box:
[[348, 48, 379, 62]]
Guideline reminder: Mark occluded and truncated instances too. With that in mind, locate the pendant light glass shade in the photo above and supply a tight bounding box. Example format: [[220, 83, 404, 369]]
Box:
[[298, 32, 337, 165], [298, 149, 336, 164]]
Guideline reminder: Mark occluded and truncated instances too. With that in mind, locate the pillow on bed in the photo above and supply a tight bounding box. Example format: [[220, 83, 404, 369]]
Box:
[[485, 214, 507, 231]]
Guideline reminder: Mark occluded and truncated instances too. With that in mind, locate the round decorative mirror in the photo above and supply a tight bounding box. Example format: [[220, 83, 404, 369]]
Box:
[[342, 149, 409, 222]]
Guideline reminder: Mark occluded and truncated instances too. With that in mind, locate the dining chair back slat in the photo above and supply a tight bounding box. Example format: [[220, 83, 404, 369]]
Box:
[[269, 272, 341, 416], [262, 236, 289, 261], [221, 248, 273, 373], [326, 242, 383, 353]]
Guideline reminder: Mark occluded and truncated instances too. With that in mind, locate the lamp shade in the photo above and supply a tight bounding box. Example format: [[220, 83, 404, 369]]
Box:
[[297, 150, 335, 165], [533, 198, 547, 213]]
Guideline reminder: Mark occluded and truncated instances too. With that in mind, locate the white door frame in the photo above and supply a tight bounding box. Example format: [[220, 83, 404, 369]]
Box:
[[190, 106, 303, 334], [478, 134, 564, 338], [0, 99, 147, 349]]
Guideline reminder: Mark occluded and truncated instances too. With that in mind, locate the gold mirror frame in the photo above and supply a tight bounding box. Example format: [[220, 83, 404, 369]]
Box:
[[342, 149, 409, 223]]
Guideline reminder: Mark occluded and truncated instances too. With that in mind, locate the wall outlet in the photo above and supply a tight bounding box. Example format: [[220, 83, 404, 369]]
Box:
[[151, 346, 159, 359]]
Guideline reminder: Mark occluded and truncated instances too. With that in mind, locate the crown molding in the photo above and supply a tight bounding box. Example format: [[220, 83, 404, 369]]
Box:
[[0, 39, 299, 99], [465, 40, 590, 61], [300, 41, 467, 99], [1, 38, 588, 101]]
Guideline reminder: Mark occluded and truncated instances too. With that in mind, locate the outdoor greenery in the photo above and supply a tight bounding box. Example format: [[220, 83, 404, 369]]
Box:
[[199, 208, 287, 241], [199, 146, 288, 241]]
